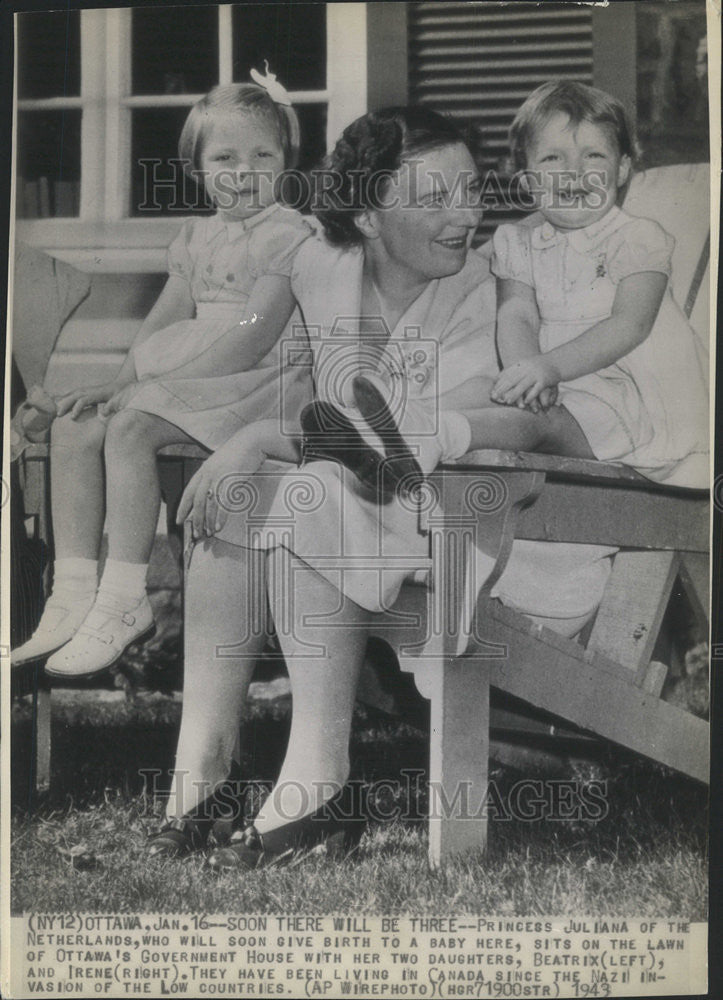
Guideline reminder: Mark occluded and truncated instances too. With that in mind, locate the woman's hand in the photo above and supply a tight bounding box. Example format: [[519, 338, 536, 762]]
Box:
[[491, 356, 561, 409], [56, 380, 129, 420], [177, 433, 265, 541]]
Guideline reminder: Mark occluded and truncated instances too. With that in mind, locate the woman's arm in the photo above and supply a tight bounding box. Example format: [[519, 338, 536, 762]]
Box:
[[177, 417, 301, 539], [493, 271, 668, 407], [56, 274, 195, 418], [159, 275, 296, 380]]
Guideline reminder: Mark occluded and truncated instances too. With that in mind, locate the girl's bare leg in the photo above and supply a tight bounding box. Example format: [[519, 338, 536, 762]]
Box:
[[45, 411, 208, 675], [103, 409, 199, 564], [50, 410, 108, 558], [465, 404, 595, 458], [12, 410, 107, 661], [165, 538, 268, 821], [256, 550, 370, 832]]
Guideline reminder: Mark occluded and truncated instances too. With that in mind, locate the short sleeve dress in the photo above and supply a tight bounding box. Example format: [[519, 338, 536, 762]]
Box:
[[491, 206, 709, 488], [125, 203, 314, 450], [209, 236, 614, 634]]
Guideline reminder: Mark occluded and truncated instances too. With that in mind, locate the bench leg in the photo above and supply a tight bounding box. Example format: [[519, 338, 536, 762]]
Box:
[[26, 669, 52, 795], [34, 684, 52, 792], [427, 660, 490, 867]]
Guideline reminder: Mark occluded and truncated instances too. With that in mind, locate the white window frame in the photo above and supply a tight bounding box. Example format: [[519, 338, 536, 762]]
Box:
[[15, 3, 368, 271]]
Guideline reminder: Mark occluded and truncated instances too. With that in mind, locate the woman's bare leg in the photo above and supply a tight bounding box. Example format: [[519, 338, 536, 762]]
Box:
[[165, 537, 268, 821], [255, 550, 370, 832]]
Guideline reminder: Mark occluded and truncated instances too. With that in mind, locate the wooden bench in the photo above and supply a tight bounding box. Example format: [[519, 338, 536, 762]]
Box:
[[12, 443, 709, 871], [375, 451, 709, 864]]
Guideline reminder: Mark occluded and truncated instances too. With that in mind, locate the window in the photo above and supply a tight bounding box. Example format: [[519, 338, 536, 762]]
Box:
[[15, 4, 367, 261], [16, 10, 82, 218]]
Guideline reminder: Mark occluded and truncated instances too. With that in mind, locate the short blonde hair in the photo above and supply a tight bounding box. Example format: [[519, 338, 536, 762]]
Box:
[[178, 83, 300, 177], [510, 80, 637, 171]]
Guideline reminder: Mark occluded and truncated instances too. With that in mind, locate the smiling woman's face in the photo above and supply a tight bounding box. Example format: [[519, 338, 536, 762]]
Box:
[[365, 143, 483, 284]]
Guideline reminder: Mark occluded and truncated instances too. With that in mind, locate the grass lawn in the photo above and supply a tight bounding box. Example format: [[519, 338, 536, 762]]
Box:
[[10, 689, 708, 916]]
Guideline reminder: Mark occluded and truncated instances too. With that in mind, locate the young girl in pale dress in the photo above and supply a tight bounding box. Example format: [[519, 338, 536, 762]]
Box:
[[12, 75, 313, 677], [352, 80, 708, 492]]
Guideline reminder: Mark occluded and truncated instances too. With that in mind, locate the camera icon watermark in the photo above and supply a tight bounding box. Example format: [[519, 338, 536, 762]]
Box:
[[281, 316, 440, 438]]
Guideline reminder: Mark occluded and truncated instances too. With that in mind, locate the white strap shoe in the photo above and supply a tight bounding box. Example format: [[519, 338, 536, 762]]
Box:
[[45, 595, 155, 679], [11, 593, 96, 666]]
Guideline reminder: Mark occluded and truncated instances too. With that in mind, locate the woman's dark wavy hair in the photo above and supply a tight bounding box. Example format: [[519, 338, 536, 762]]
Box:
[[315, 106, 466, 248]]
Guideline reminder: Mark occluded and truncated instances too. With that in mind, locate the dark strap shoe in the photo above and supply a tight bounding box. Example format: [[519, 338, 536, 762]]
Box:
[[351, 376, 425, 497], [207, 784, 367, 872], [146, 817, 209, 859], [300, 400, 396, 504], [146, 763, 246, 859]]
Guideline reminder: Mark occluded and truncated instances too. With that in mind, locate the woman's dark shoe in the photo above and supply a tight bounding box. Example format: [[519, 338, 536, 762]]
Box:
[[146, 764, 246, 859], [146, 817, 211, 859], [300, 400, 395, 504], [207, 784, 367, 872], [351, 376, 425, 497]]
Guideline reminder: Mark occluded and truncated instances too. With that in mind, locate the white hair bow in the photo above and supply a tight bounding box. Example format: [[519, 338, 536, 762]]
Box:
[[250, 61, 292, 107]]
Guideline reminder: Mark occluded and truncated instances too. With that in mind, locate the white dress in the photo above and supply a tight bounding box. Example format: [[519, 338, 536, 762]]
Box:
[[491, 206, 709, 488], [212, 236, 613, 632], [126, 204, 314, 449]]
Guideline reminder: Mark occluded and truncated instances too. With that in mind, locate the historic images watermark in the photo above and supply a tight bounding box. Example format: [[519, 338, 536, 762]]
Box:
[[139, 770, 609, 825], [136, 159, 611, 215]]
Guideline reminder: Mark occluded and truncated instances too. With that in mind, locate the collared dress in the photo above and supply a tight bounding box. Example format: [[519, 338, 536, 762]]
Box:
[[211, 236, 613, 632], [125, 203, 314, 449], [491, 206, 709, 488]]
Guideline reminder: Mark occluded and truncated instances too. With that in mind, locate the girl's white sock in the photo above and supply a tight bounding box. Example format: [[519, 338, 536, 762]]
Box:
[[96, 559, 149, 608], [52, 557, 98, 599]]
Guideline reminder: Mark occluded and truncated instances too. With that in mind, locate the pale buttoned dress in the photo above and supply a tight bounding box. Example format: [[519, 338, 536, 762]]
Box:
[[211, 236, 613, 631], [491, 206, 709, 488], [126, 204, 314, 449]]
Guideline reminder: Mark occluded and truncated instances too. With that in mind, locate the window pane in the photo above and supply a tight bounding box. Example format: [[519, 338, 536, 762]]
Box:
[[16, 110, 81, 217], [17, 10, 80, 99], [232, 4, 326, 91], [295, 104, 327, 172], [131, 108, 214, 217], [132, 6, 218, 95]]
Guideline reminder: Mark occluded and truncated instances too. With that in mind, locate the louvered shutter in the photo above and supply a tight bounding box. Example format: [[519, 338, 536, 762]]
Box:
[[408, 2, 594, 242]]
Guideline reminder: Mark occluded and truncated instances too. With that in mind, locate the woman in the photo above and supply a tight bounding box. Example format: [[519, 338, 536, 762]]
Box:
[[147, 107, 613, 866]]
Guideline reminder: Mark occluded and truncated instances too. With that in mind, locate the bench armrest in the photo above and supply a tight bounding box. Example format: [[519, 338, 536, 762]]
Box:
[[450, 449, 708, 497]]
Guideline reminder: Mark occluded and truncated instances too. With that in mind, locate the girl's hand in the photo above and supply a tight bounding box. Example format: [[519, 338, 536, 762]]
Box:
[[100, 380, 145, 418], [506, 385, 558, 415], [177, 435, 265, 540], [56, 381, 126, 420], [492, 356, 561, 408], [537, 385, 559, 411]]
